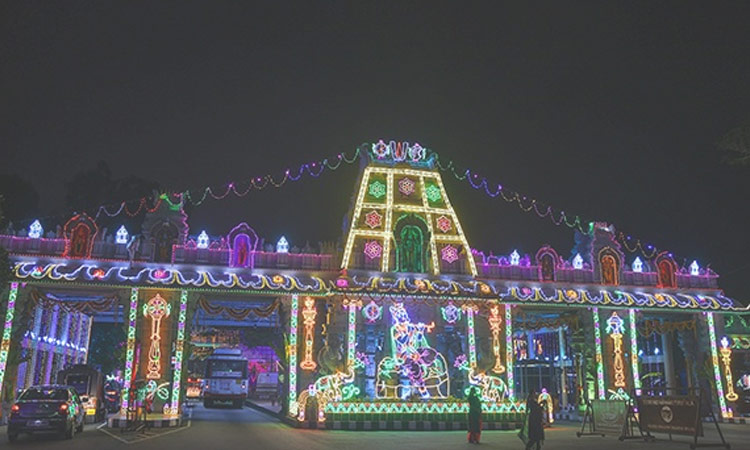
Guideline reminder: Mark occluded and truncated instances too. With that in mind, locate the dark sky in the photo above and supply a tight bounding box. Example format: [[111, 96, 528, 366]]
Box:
[[1, 2, 749, 300]]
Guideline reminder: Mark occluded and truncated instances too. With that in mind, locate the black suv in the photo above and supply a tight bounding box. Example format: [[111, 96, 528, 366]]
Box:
[[7, 385, 85, 442]]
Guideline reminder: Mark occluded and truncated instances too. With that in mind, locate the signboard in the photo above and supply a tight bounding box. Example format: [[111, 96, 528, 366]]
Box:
[[591, 400, 628, 435], [636, 395, 700, 436]]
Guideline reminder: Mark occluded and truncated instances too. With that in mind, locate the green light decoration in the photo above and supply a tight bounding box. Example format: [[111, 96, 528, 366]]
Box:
[[0, 282, 19, 397], [592, 307, 606, 400], [425, 183, 442, 203], [169, 289, 189, 416], [324, 401, 524, 414], [505, 304, 515, 400], [121, 288, 139, 416], [288, 295, 299, 417], [368, 180, 386, 199], [707, 312, 729, 418], [628, 309, 642, 395]]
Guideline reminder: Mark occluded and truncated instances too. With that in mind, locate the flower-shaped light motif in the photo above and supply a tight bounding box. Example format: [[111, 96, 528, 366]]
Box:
[[425, 183, 442, 203], [365, 210, 383, 229], [368, 180, 386, 199], [362, 300, 383, 323], [272, 275, 285, 285], [398, 177, 416, 196], [436, 215, 452, 233], [364, 240, 382, 260], [441, 301, 462, 324], [441, 245, 459, 264]]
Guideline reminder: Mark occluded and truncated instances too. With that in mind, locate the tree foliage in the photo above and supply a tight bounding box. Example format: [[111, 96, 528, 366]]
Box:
[[717, 119, 750, 167]]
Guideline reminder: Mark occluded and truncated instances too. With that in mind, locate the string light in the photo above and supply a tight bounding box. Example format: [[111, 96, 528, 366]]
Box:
[[632, 257, 643, 273], [362, 300, 382, 323], [592, 308, 606, 400], [169, 290, 188, 417], [488, 305, 505, 374], [606, 312, 626, 388], [324, 401, 524, 415], [441, 245, 459, 264], [719, 337, 738, 402], [706, 312, 729, 418], [143, 293, 171, 379], [300, 297, 317, 371], [505, 304, 514, 400], [120, 288, 139, 415], [363, 240, 383, 260], [364, 210, 382, 229], [288, 295, 299, 416], [0, 282, 19, 397], [628, 309, 641, 395], [690, 260, 700, 276]]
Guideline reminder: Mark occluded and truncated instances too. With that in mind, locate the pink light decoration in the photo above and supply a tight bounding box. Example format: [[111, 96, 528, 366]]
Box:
[[398, 177, 416, 196], [364, 240, 383, 260], [436, 215, 452, 233], [365, 210, 383, 229], [441, 245, 459, 264]]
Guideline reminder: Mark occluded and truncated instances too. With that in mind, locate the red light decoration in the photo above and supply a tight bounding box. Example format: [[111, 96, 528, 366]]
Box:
[[62, 213, 99, 259], [436, 215, 452, 233], [365, 210, 383, 229]]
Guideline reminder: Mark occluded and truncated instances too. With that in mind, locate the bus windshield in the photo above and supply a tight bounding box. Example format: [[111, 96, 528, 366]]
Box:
[[206, 359, 247, 378]]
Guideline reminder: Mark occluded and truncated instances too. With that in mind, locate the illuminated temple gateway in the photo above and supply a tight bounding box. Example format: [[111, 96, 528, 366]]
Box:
[[1, 140, 748, 429]]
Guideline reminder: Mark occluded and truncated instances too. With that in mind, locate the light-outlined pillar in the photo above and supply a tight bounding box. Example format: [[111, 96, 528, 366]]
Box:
[[0, 282, 20, 399], [120, 288, 139, 416]]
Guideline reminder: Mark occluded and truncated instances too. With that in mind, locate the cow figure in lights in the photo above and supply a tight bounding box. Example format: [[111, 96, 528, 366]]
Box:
[[296, 366, 356, 423], [376, 303, 449, 399]]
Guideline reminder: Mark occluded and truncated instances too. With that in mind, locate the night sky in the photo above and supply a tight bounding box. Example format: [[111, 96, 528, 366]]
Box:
[[1, 2, 749, 300]]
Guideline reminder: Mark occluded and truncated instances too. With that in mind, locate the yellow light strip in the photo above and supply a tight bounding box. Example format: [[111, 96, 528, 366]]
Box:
[[341, 167, 373, 268], [433, 173, 477, 276], [382, 172, 394, 272], [419, 175, 440, 275]]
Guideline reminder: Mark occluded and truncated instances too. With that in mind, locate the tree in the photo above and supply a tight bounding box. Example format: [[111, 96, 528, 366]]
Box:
[[717, 119, 750, 166], [64, 161, 161, 232], [0, 175, 40, 228]]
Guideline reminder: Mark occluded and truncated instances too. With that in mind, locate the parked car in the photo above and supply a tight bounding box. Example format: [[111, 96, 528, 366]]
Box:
[[7, 385, 85, 442]]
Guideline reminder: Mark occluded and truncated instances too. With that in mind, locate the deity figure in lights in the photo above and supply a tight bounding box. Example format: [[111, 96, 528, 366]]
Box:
[[488, 305, 505, 374], [277, 236, 289, 253], [143, 294, 171, 380], [116, 225, 129, 244], [719, 337, 738, 401], [606, 312, 626, 388], [376, 303, 449, 399], [196, 230, 210, 249], [300, 297, 317, 371], [28, 220, 43, 239]]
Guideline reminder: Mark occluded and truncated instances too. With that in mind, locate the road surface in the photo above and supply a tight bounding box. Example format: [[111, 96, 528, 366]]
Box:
[[0, 403, 745, 449]]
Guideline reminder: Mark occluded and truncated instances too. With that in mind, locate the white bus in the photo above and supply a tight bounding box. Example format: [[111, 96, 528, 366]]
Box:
[[203, 348, 248, 408]]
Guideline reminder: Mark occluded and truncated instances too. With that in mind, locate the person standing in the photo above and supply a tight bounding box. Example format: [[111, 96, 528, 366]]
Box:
[[467, 387, 482, 444], [525, 390, 545, 450]]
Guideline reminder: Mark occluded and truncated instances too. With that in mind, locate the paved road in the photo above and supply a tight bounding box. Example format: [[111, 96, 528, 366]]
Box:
[[0, 404, 746, 450]]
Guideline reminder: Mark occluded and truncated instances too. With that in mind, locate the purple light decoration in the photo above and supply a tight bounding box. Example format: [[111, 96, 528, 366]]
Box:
[[364, 240, 382, 260], [441, 245, 459, 264]]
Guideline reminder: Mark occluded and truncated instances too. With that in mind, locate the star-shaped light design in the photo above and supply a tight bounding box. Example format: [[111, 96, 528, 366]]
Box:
[[425, 183, 441, 203], [436, 215, 452, 233], [398, 177, 416, 196], [364, 240, 383, 260], [441, 245, 459, 264], [365, 210, 383, 229], [368, 180, 386, 199]]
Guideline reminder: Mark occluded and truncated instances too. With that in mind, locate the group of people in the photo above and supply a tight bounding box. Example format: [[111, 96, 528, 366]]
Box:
[[467, 387, 545, 449]]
